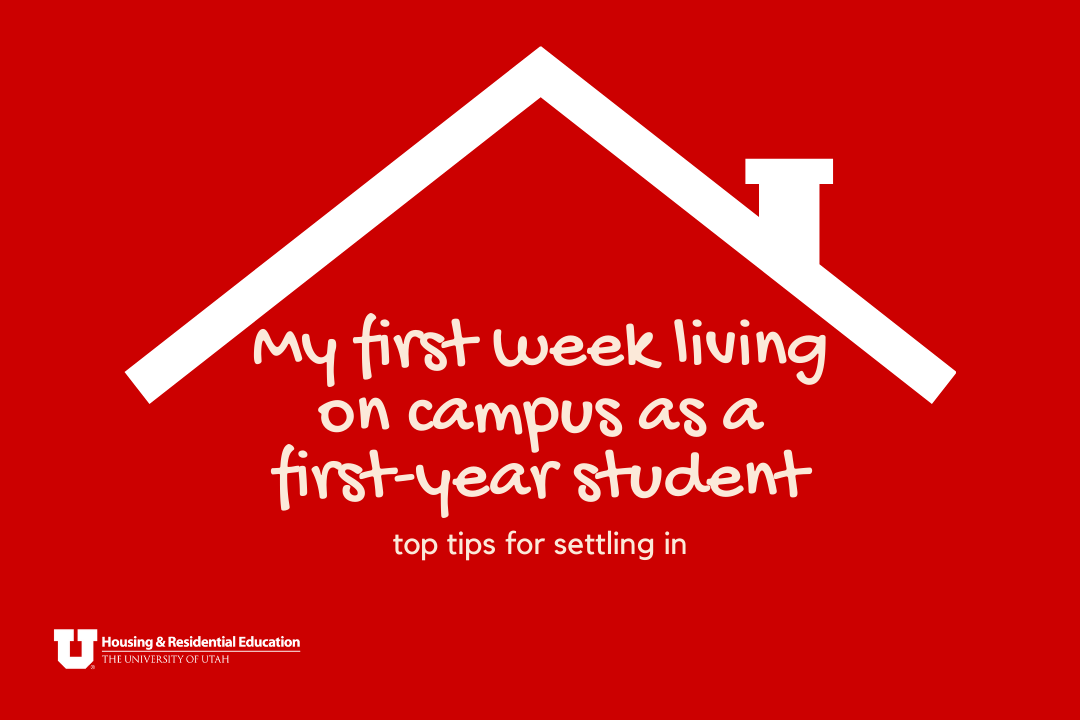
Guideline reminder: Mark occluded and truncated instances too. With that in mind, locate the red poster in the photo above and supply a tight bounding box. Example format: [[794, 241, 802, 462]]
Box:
[[9, 3, 1075, 716]]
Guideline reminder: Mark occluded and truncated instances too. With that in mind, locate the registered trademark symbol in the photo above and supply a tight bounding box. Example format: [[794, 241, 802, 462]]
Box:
[[90, 665, 95, 669]]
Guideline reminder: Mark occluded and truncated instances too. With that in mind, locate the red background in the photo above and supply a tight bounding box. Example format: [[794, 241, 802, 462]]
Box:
[[7, 2, 1075, 716]]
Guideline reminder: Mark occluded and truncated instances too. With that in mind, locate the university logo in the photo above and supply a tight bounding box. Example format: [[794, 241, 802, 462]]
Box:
[[54, 628, 96, 669]]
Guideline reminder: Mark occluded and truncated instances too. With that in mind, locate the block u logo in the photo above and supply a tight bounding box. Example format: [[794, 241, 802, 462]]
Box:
[[54, 629, 96, 669]]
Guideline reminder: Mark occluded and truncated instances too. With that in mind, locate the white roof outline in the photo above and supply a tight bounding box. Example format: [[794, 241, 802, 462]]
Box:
[[126, 47, 955, 403]]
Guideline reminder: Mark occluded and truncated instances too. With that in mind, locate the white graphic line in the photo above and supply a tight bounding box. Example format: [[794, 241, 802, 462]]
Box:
[[126, 47, 954, 403], [99, 650, 300, 653]]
